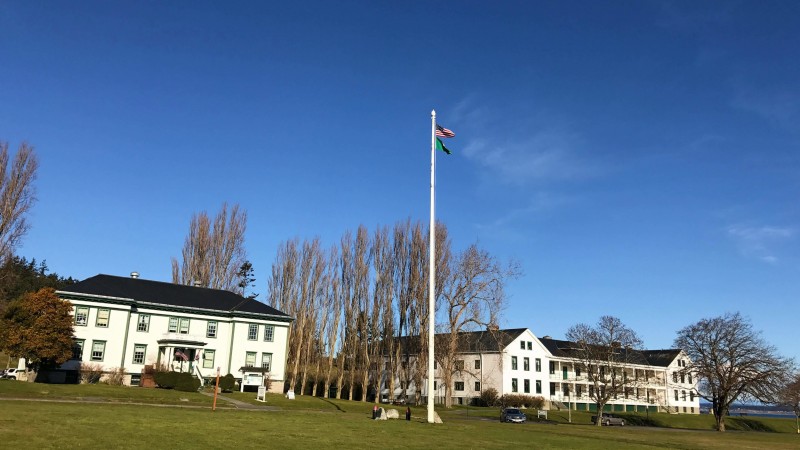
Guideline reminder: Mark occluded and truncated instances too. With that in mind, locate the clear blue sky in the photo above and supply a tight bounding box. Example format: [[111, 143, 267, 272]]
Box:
[[2, 1, 798, 361]]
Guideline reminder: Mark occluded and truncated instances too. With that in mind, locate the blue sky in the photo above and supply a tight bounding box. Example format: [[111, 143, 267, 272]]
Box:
[[2, 1, 798, 360]]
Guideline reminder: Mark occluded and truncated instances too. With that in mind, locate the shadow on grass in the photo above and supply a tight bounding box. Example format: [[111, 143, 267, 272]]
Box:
[[727, 417, 777, 432], [318, 397, 344, 412]]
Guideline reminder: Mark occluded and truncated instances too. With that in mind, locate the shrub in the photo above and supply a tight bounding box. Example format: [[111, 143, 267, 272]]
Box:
[[174, 372, 201, 392], [497, 394, 545, 409], [104, 367, 126, 386], [154, 371, 179, 389], [479, 387, 499, 407], [79, 362, 104, 384], [263, 372, 272, 392], [219, 373, 236, 392]]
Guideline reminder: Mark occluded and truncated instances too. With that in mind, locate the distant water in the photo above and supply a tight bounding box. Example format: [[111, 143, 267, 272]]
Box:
[[733, 412, 796, 420]]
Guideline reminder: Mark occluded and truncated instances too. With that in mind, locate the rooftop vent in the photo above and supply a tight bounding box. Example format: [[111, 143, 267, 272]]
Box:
[[542, 335, 551, 339], [193, 281, 201, 287], [130, 272, 140, 279]]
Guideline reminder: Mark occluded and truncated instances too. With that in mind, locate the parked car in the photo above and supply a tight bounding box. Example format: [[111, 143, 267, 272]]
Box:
[[1, 368, 20, 380], [501, 407, 527, 423], [591, 413, 626, 426]]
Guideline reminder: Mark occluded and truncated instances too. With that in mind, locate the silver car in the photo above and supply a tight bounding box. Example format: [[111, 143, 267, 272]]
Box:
[[591, 414, 626, 426]]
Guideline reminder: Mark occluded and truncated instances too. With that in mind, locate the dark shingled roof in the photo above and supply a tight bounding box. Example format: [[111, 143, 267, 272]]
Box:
[[394, 328, 529, 354], [539, 337, 681, 367], [59, 274, 291, 319]]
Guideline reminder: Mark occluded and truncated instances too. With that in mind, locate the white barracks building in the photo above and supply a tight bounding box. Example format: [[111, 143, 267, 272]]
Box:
[[55, 273, 293, 392]]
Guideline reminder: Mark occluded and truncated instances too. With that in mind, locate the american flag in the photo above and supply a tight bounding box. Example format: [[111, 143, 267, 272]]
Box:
[[435, 124, 455, 138], [175, 350, 188, 361]]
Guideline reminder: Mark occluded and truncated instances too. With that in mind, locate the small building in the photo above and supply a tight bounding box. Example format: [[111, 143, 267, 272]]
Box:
[[55, 273, 293, 392]]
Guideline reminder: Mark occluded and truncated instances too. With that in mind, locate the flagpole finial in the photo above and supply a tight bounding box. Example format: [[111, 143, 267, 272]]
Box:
[[431, 109, 436, 116]]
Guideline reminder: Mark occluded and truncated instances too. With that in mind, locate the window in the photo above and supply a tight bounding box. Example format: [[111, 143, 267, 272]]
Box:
[[549, 361, 555, 374], [674, 390, 679, 401], [433, 381, 437, 390], [455, 360, 464, 370], [523, 357, 530, 371], [474, 359, 481, 370], [248, 324, 258, 340], [132, 344, 146, 365], [550, 383, 556, 395], [72, 339, 85, 360], [75, 306, 89, 326], [589, 385, 594, 397], [168, 317, 178, 332], [179, 318, 190, 334], [203, 350, 215, 369], [261, 353, 272, 371], [520, 341, 525, 349], [511, 378, 518, 393], [681, 390, 686, 401], [511, 356, 518, 370], [527, 342, 532, 350], [689, 391, 695, 401], [454, 382, 464, 391], [681, 373, 685, 384], [91, 341, 106, 361], [536, 380, 542, 394], [475, 381, 481, 391], [130, 374, 141, 386], [575, 384, 581, 397], [673, 372, 678, 383], [206, 321, 218, 338], [524, 379, 530, 393], [575, 366, 581, 377], [245, 352, 257, 367], [688, 373, 693, 384], [95, 309, 110, 327], [263, 325, 274, 342], [136, 314, 150, 332], [535, 358, 541, 372]]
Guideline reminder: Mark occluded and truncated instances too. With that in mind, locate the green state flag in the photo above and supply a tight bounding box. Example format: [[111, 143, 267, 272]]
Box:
[[435, 138, 452, 155]]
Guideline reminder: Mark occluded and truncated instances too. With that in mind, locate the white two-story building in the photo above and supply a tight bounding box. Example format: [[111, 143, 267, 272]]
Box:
[[55, 273, 293, 392]]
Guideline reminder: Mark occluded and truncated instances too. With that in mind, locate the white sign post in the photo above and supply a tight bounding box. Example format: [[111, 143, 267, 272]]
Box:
[[257, 386, 266, 402]]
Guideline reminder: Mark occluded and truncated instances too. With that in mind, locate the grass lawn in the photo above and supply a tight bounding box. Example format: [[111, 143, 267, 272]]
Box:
[[0, 379, 220, 406], [1, 384, 799, 448]]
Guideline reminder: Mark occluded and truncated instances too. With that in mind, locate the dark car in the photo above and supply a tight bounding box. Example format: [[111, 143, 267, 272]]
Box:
[[591, 413, 626, 426], [501, 407, 527, 423]]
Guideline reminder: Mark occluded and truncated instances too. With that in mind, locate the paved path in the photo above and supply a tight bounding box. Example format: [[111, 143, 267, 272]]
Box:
[[198, 391, 280, 411], [1, 393, 279, 411]]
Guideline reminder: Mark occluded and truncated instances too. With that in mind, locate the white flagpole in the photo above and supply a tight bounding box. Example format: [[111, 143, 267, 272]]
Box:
[[428, 109, 436, 424]]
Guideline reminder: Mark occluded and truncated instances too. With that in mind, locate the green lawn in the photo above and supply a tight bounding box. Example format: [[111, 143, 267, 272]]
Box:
[[1, 384, 799, 449]]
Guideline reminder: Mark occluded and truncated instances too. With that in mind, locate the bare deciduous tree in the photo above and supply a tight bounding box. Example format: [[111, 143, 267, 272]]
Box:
[[171, 203, 247, 292], [779, 372, 800, 434], [0, 142, 38, 265], [437, 238, 521, 408], [675, 312, 794, 432], [320, 245, 342, 398], [566, 316, 644, 423]]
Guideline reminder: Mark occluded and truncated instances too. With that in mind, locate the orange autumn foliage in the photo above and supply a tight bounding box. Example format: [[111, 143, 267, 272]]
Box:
[[0, 288, 74, 371]]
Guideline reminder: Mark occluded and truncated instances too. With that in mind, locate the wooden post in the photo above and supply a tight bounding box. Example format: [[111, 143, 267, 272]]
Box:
[[213, 367, 220, 411]]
